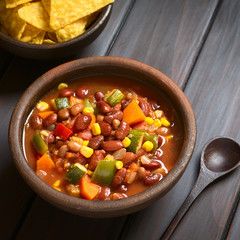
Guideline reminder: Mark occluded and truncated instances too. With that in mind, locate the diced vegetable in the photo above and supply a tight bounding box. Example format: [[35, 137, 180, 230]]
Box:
[[153, 119, 162, 128], [142, 141, 154, 152], [53, 123, 73, 140], [58, 83, 68, 90], [91, 123, 101, 135], [122, 137, 131, 148], [91, 159, 117, 185], [127, 129, 146, 153], [69, 96, 82, 106], [122, 100, 146, 125], [105, 89, 125, 106], [144, 133, 159, 153], [80, 146, 94, 158], [80, 175, 100, 200], [32, 131, 48, 155], [83, 98, 99, 115], [66, 163, 87, 185], [36, 153, 55, 173], [36, 101, 49, 111], [145, 117, 154, 125], [160, 117, 171, 127], [55, 97, 71, 110], [38, 111, 54, 119]]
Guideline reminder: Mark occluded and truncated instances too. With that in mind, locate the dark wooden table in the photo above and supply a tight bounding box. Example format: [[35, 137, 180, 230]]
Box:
[[1, 0, 239, 239]]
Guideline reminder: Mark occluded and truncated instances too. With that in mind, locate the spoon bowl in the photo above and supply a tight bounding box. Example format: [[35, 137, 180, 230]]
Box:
[[161, 137, 240, 240]]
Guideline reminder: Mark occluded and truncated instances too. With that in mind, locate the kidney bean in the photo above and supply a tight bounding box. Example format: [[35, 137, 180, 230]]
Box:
[[60, 88, 74, 97], [88, 135, 104, 150], [94, 91, 105, 101], [67, 141, 81, 152], [76, 86, 88, 98], [143, 173, 161, 186], [58, 108, 70, 120], [88, 150, 104, 171], [115, 121, 130, 140], [121, 152, 136, 167], [96, 114, 104, 122], [156, 127, 169, 136], [137, 167, 147, 180], [98, 187, 111, 200], [47, 132, 55, 144], [70, 103, 84, 116], [78, 129, 93, 140], [43, 113, 57, 127], [112, 168, 127, 188], [98, 121, 112, 137], [141, 160, 161, 170], [121, 99, 131, 110], [58, 145, 68, 158], [101, 140, 124, 151], [112, 119, 120, 130], [74, 114, 92, 131], [96, 101, 112, 114], [30, 115, 42, 129], [104, 110, 123, 124], [139, 100, 150, 116], [74, 153, 88, 165]]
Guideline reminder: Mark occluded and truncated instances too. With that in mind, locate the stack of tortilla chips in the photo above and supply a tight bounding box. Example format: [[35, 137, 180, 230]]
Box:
[[0, 0, 114, 44]]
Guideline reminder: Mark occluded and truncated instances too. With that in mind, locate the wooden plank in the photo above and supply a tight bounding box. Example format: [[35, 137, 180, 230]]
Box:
[[109, 0, 220, 89], [118, 0, 240, 239], [227, 199, 240, 240], [16, 197, 127, 240], [0, 0, 134, 238]]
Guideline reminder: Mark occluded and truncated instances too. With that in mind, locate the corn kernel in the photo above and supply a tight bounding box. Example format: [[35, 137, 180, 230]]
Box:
[[82, 140, 89, 146], [58, 83, 68, 90], [161, 117, 171, 127], [88, 170, 93, 176], [53, 180, 61, 187], [36, 101, 49, 111], [142, 141, 154, 152], [80, 146, 94, 158], [51, 99, 57, 110], [40, 130, 49, 137], [154, 110, 163, 119], [85, 164, 89, 168], [122, 137, 131, 148], [116, 161, 123, 169], [153, 119, 162, 128], [53, 187, 61, 191], [136, 100, 139, 104], [165, 135, 174, 140], [70, 136, 83, 145], [145, 117, 154, 125], [105, 154, 114, 160], [83, 107, 94, 114], [91, 123, 101, 136]]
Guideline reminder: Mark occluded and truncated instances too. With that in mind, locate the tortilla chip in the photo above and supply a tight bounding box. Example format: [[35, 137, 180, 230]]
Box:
[[29, 30, 45, 44], [41, 0, 50, 14], [20, 24, 42, 42], [55, 16, 89, 42], [5, 0, 32, 9], [0, 6, 26, 40], [18, 2, 52, 31], [49, 0, 114, 30], [43, 39, 55, 44]]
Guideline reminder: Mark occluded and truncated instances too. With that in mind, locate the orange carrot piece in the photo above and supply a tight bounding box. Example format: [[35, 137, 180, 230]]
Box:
[[88, 112, 96, 129], [69, 96, 82, 106], [36, 153, 55, 173], [122, 100, 146, 125], [38, 111, 54, 119], [80, 175, 100, 200]]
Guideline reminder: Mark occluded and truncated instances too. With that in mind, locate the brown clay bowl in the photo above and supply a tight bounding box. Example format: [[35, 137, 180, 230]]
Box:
[[0, 5, 112, 60], [9, 56, 196, 217]]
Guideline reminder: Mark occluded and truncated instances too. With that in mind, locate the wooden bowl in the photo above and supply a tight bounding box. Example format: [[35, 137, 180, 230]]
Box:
[[0, 5, 112, 60], [9, 56, 196, 217]]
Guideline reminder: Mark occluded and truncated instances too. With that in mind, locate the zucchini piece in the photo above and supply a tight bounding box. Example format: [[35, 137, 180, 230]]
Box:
[[32, 131, 48, 155], [66, 163, 87, 185], [144, 133, 159, 153], [91, 159, 116, 185], [83, 98, 99, 115], [105, 89, 125, 106], [127, 129, 146, 153], [55, 97, 71, 110]]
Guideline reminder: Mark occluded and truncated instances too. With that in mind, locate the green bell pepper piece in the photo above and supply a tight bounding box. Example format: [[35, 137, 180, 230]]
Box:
[[32, 131, 48, 155], [91, 160, 116, 186], [55, 97, 70, 110], [83, 98, 99, 115], [105, 89, 125, 106]]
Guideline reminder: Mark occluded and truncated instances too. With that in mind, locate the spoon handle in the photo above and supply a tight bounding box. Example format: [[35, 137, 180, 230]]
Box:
[[161, 171, 211, 240]]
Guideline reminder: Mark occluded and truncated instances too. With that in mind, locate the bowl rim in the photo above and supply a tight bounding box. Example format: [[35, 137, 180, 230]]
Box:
[[0, 4, 112, 49], [9, 56, 196, 217]]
